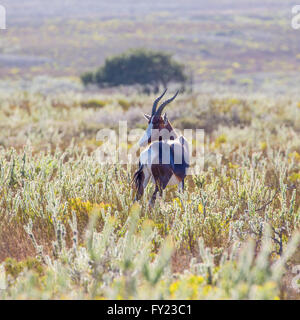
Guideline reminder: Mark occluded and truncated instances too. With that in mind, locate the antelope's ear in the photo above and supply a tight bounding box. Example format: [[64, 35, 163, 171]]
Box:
[[144, 114, 151, 121], [163, 113, 168, 124]]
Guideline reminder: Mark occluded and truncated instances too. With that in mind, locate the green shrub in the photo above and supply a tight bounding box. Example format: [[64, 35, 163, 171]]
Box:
[[80, 72, 95, 86], [81, 49, 188, 91], [81, 99, 107, 109], [118, 98, 131, 111], [4, 257, 44, 279]]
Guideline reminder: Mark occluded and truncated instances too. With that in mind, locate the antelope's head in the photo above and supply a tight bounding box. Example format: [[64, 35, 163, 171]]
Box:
[[139, 89, 179, 147]]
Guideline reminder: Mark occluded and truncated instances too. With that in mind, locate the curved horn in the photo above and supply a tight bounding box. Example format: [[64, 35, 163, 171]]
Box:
[[155, 90, 179, 117], [152, 88, 167, 115]]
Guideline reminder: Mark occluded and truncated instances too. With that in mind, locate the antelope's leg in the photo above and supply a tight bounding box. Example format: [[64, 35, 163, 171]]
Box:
[[178, 179, 185, 192], [143, 166, 151, 189], [177, 178, 185, 208], [149, 185, 160, 207], [149, 164, 173, 207]]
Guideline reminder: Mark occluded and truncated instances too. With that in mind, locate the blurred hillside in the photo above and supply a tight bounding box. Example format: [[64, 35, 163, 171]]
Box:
[[0, 0, 299, 92]]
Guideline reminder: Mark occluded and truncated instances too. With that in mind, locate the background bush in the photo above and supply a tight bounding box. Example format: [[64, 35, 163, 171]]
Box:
[[81, 49, 188, 92]]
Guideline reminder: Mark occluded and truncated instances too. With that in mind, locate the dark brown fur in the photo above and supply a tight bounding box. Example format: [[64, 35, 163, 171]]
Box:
[[150, 163, 174, 203]]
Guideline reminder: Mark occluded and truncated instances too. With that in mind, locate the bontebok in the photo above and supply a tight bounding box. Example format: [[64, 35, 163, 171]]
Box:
[[133, 89, 189, 206]]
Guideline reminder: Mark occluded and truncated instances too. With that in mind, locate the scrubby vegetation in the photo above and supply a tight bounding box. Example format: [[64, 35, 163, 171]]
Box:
[[81, 49, 187, 92], [0, 90, 299, 299], [2, 0, 300, 93]]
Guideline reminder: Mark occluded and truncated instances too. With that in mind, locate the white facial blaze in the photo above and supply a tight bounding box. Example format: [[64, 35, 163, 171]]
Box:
[[139, 122, 153, 147]]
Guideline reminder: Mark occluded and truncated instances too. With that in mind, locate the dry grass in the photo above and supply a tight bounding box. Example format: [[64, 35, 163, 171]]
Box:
[[0, 90, 299, 299]]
